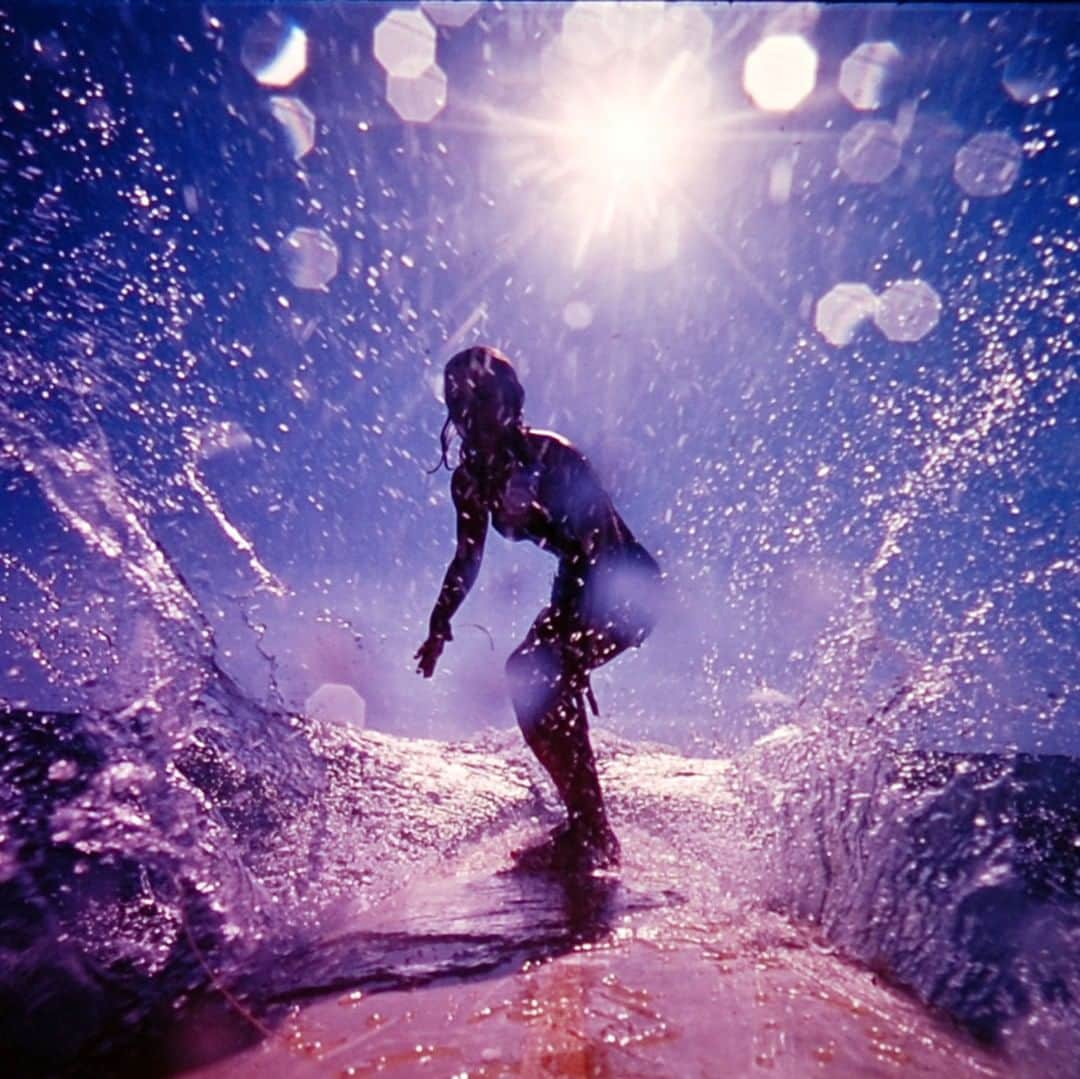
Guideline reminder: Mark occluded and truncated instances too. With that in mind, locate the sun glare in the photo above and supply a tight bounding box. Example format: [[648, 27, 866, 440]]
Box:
[[502, 5, 714, 272], [555, 68, 696, 239], [489, 4, 833, 277]]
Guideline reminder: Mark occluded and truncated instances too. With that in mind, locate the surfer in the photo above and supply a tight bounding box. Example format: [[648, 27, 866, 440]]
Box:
[[416, 346, 661, 871]]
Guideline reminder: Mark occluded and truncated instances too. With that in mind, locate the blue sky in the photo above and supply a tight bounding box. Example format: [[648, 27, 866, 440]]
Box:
[[0, 4, 1075, 753]]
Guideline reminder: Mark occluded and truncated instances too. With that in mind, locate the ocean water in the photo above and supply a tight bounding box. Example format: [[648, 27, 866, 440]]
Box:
[[2, 675, 1078, 1073]]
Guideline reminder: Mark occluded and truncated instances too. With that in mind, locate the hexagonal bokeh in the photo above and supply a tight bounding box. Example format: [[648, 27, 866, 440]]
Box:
[[561, 2, 620, 68], [873, 279, 942, 342], [420, 1, 480, 29], [280, 227, 340, 290], [559, 1, 714, 72], [815, 283, 878, 346], [953, 132, 1022, 197], [614, 1, 714, 61], [373, 8, 437, 79], [269, 95, 315, 160], [563, 300, 593, 330], [1002, 40, 1061, 105], [387, 64, 448, 124], [838, 120, 902, 184], [743, 34, 818, 112], [305, 683, 366, 728], [241, 14, 308, 89], [662, 3, 714, 59], [838, 40, 902, 111]]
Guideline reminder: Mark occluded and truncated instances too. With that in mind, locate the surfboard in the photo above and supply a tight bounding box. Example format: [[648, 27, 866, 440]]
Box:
[[180, 821, 1004, 1078]]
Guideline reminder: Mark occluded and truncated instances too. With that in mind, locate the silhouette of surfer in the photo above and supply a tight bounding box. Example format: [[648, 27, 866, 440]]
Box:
[[416, 346, 661, 871]]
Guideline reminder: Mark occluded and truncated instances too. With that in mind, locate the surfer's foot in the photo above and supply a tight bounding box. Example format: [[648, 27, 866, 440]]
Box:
[[581, 823, 620, 870], [511, 824, 574, 870], [511, 820, 620, 873]]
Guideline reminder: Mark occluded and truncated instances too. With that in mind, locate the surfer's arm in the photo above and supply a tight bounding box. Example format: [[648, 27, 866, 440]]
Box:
[[416, 468, 488, 677]]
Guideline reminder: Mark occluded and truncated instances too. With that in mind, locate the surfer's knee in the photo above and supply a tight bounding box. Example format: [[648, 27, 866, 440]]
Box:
[[506, 645, 561, 737], [504, 646, 531, 698]]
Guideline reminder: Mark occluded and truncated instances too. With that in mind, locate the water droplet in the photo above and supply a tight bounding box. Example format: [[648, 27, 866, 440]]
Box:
[[838, 41, 902, 111], [242, 14, 308, 89], [563, 300, 593, 330], [815, 283, 878, 346], [269, 96, 316, 160], [280, 227, 340, 290], [386, 64, 448, 124], [373, 9, 437, 79], [744, 35, 818, 113], [768, 156, 794, 205], [953, 132, 1022, 197], [874, 279, 942, 343]]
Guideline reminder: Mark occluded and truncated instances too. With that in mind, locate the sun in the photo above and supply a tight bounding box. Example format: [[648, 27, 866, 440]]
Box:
[[475, 3, 822, 289], [554, 56, 701, 242], [491, 4, 716, 270]]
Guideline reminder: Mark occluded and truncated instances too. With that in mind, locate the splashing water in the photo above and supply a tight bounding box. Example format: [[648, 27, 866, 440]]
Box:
[[0, 3, 1076, 1074]]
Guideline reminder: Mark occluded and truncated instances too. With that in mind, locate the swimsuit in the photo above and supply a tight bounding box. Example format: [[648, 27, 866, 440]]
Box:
[[464, 430, 661, 683]]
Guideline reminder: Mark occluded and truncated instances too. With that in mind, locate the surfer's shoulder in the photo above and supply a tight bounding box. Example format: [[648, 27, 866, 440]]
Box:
[[525, 428, 582, 465], [526, 429, 602, 486], [527, 427, 573, 449]]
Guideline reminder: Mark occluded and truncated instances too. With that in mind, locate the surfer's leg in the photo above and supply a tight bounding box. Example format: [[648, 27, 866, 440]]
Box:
[[505, 623, 617, 865], [506, 550, 658, 867]]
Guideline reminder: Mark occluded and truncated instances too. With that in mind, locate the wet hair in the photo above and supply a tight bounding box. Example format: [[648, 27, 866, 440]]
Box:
[[430, 346, 525, 472]]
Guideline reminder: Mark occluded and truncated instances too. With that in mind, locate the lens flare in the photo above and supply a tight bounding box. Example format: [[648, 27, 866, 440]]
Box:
[[243, 19, 308, 89], [743, 34, 818, 112], [553, 56, 706, 243], [495, 12, 714, 272]]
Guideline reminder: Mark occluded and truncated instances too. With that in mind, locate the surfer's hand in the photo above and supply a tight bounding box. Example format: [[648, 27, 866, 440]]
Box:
[[415, 635, 445, 677]]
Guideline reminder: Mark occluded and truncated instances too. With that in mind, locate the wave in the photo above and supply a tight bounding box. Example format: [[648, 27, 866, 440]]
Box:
[[0, 681, 539, 1074], [3, 680, 1077, 1074], [2, 348, 1074, 1072], [746, 721, 1080, 1067]]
